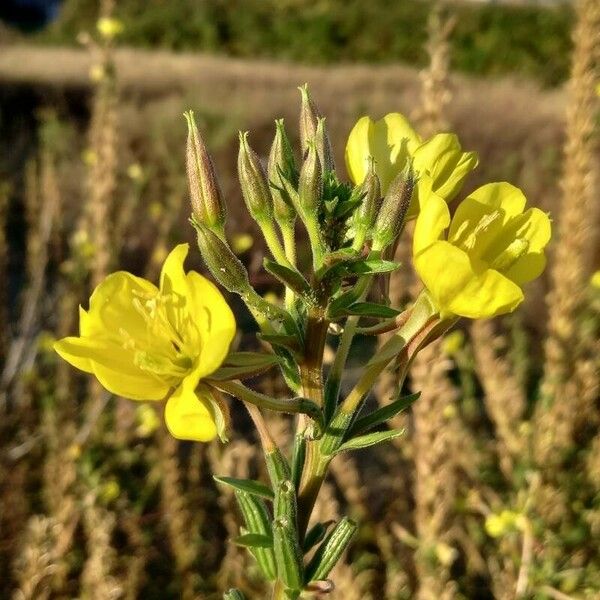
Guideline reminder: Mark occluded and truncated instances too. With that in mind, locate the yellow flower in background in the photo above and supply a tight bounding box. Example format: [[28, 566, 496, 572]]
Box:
[[591, 271, 600, 289], [413, 183, 551, 319], [345, 112, 477, 217], [54, 244, 236, 442], [96, 17, 124, 40]]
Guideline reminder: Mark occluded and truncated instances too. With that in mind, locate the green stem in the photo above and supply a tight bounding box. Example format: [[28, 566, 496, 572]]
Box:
[[295, 307, 330, 538], [261, 218, 295, 270], [281, 223, 297, 310]]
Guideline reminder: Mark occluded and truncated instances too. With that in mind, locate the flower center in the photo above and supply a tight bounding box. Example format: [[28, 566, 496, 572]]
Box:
[[127, 291, 200, 382]]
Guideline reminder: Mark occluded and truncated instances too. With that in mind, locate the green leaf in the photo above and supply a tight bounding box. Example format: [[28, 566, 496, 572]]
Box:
[[210, 352, 281, 380], [258, 333, 302, 354], [344, 259, 401, 275], [335, 428, 406, 454], [305, 517, 357, 582], [234, 533, 273, 549], [344, 302, 401, 319], [303, 522, 329, 553], [347, 393, 420, 438], [327, 287, 364, 319], [264, 258, 311, 296], [214, 476, 274, 500]]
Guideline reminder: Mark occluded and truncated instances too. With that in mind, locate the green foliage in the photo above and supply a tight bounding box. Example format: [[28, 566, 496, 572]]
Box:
[[39, 0, 573, 86]]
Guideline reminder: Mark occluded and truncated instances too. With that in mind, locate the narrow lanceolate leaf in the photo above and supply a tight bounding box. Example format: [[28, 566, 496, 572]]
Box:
[[347, 393, 420, 438], [273, 517, 304, 591], [291, 434, 306, 491], [326, 287, 365, 319], [210, 352, 281, 380], [274, 480, 298, 525], [234, 491, 277, 581], [335, 428, 406, 454], [258, 333, 302, 354], [214, 476, 274, 501], [344, 259, 401, 275], [343, 302, 401, 319], [305, 517, 357, 582], [234, 533, 273, 548], [263, 258, 312, 296], [303, 522, 329, 553]]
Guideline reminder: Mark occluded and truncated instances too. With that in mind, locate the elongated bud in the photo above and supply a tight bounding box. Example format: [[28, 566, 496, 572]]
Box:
[[298, 141, 322, 214], [315, 117, 335, 173], [268, 119, 297, 225], [193, 221, 251, 295], [238, 131, 273, 223], [184, 111, 226, 236], [305, 517, 357, 582], [299, 84, 321, 155], [353, 157, 381, 238], [372, 162, 416, 252]]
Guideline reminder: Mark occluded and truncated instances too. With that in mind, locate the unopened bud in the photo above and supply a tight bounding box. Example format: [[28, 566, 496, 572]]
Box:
[[315, 117, 335, 173], [298, 141, 322, 214], [184, 111, 226, 236], [353, 157, 381, 238], [299, 84, 321, 155], [372, 162, 415, 251], [268, 119, 297, 225], [238, 131, 273, 223], [193, 221, 250, 295]]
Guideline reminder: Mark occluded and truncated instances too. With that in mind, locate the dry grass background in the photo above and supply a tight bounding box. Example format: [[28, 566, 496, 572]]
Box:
[[0, 0, 599, 598]]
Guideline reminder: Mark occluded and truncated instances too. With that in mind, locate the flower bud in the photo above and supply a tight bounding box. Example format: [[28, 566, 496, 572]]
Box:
[[315, 117, 335, 173], [193, 221, 251, 295], [353, 157, 381, 241], [299, 84, 321, 155], [238, 131, 273, 223], [372, 162, 416, 251], [298, 141, 322, 215], [268, 119, 297, 225], [184, 111, 226, 237]]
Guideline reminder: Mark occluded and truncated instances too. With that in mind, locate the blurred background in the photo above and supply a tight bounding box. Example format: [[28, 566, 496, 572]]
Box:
[[0, 1, 598, 599]]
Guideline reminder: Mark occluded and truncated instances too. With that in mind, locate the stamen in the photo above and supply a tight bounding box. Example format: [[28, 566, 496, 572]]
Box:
[[490, 238, 529, 272]]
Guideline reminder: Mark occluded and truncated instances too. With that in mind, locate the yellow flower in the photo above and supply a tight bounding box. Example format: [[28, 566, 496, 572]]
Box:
[[54, 244, 236, 442], [345, 113, 477, 217], [96, 17, 124, 40], [441, 330, 465, 356], [591, 270, 600, 289], [413, 183, 551, 319]]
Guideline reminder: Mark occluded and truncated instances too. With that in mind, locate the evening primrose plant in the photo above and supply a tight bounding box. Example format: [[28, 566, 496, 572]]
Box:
[[55, 86, 551, 599]]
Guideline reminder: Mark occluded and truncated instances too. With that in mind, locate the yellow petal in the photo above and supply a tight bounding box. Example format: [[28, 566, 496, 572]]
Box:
[[88, 271, 158, 341], [160, 244, 192, 332], [413, 189, 451, 254], [345, 113, 421, 194], [54, 337, 169, 400], [414, 241, 523, 318], [413, 133, 478, 201], [466, 183, 526, 222], [164, 376, 218, 442], [479, 207, 551, 282], [54, 336, 94, 373], [504, 253, 547, 286], [186, 271, 236, 377], [345, 115, 372, 186]]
